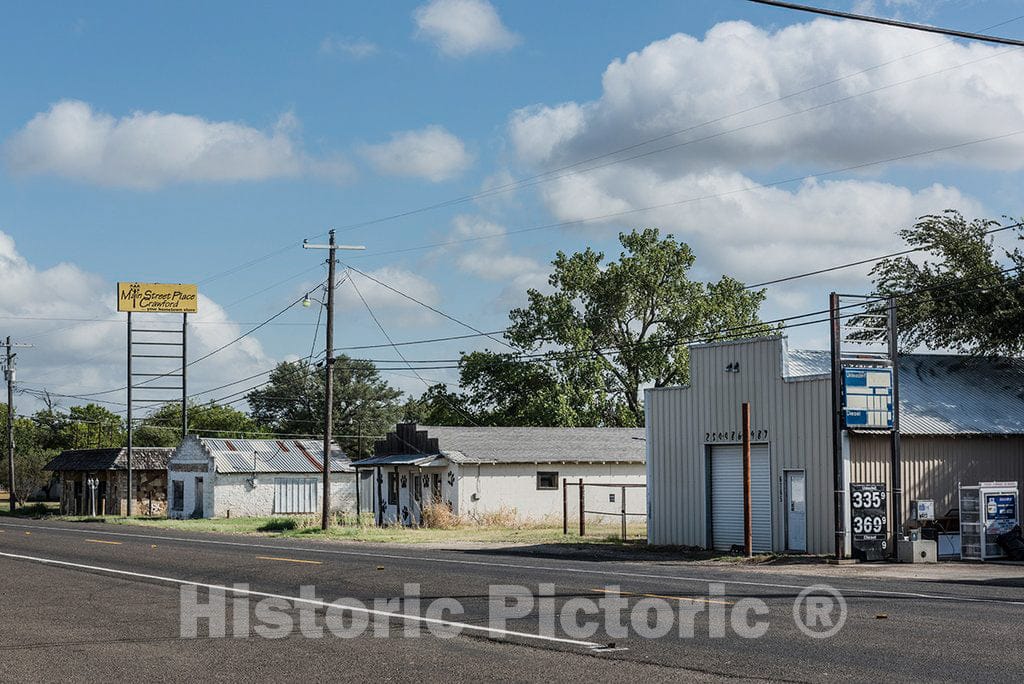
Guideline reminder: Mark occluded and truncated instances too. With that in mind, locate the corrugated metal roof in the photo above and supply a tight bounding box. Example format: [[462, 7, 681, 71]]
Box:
[[46, 448, 173, 472], [377, 425, 646, 465], [786, 348, 1024, 435], [197, 438, 353, 474]]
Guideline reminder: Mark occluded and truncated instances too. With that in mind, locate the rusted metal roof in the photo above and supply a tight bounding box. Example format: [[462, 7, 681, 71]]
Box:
[[46, 448, 173, 472], [197, 437, 353, 474], [786, 348, 1024, 435]]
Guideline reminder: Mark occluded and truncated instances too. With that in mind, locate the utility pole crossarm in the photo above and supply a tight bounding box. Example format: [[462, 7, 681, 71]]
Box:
[[302, 230, 365, 531]]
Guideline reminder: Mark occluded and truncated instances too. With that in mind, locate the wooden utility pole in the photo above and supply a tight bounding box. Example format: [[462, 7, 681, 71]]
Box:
[[4, 337, 30, 512], [829, 292, 846, 560], [742, 402, 753, 557], [5, 337, 14, 512], [304, 230, 365, 530]]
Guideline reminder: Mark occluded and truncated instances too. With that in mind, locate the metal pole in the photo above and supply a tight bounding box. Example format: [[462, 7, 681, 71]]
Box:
[[888, 296, 903, 552], [182, 312, 188, 440], [578, 477, 585, 537], [6, 337, 15, 512], [562, 478, 568, 535], [355, 467, 362, 520], [829, 292, 845, 560], [126, 312, 133, 517], [621, 485, 627, 541], [322, 229, 336, 531], [742, 402, 753, 557], [376, 467, 383, 526]]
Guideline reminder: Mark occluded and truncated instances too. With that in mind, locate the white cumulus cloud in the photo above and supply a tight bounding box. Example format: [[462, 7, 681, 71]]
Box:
[[0, 229, 272, 413], [4, 100, 353, 189], [509, 19, 1024, 171], [361, 125, 473, 182], [413, 0, 520, 57]]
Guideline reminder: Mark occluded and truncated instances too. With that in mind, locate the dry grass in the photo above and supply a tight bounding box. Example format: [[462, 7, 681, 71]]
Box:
[[420, 501, 463, 529]]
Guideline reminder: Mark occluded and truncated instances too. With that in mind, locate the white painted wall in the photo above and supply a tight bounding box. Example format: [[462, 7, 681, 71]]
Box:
[[167, 436, 213, 520], [212, 474, 356, 518], [371, 465, 457, 525], [168, 435, 357, 519], [459, 462, 646, 523]]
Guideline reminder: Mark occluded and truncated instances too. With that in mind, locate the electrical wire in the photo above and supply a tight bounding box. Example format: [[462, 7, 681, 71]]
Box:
[[347, 274, 482, 427], [344, 128, 1024, 264], [747, 0, 1024, 47], [332, 13, 1023, 235]]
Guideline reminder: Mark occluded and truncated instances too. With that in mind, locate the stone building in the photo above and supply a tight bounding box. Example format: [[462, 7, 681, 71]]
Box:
[[45, 447, 173, 516]]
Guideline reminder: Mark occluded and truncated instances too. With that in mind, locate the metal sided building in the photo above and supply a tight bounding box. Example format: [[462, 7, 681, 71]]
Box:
[[645, 335, 1024, 555]]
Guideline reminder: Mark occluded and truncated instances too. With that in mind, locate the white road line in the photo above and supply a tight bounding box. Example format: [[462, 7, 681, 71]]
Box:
[[0, 550, 603, 651], [3, 521, 1022, 607]]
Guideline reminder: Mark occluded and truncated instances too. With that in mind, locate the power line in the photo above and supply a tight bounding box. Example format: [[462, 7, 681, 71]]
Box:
[[333, 13, 1023, 236], [747, 222, 1023, 288], [748, 0, 1024, 47], [67, 283, 325, 399], [347, 275, 482, 427], [345, 128, 1024, 264], [345, 266, 514, 352]]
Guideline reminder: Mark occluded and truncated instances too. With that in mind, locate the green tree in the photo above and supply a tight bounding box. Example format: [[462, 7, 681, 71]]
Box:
[[450, 229, 771, 427], [0, 406, 58, 502], [246, 356, 404, 457], [134, 402, 267, 447], [402, 383, 472, 426], [870, 211, 1024, 354]]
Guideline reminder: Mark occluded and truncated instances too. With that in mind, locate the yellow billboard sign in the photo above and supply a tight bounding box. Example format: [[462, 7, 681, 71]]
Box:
[[117, 282, 198, 313]]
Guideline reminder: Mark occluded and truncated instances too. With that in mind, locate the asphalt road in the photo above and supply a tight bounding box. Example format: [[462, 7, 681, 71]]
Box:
[[1, 518, 1022, 682]]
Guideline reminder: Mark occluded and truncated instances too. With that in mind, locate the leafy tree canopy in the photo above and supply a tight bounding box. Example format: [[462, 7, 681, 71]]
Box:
[[247, 356, 403, 457], [134, 402, 267, 447], [415, 229, 771, 427], [870, 211, 1024, 355]]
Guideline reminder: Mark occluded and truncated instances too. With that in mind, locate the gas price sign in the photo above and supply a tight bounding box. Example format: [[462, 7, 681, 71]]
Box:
[[851, 482, 888, 560]]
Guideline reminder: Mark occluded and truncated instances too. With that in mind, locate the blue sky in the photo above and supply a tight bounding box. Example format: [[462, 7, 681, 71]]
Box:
[[1, 0, 1023, 412]]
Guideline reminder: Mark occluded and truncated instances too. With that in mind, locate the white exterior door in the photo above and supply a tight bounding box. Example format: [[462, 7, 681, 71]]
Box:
[[710, 444, 772, 552], [785, 470, 807, 552]]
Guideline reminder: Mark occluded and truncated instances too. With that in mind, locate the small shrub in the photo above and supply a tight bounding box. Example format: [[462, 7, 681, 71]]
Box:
[[421, 501, 463, 529], [257, 517, 298, 532]]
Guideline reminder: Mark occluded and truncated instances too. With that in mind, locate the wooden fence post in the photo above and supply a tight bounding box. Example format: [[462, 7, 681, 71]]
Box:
[[578, 477, 585, 537], [562, 478, 568, 535]]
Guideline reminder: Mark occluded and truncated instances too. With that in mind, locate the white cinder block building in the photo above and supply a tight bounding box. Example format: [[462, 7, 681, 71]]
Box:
[[167, 436, 355, 519], [357, 423, 646, 526]]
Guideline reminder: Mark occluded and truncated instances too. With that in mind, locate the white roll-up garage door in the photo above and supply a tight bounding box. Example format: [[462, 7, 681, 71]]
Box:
[[710, 444, 772, 552]]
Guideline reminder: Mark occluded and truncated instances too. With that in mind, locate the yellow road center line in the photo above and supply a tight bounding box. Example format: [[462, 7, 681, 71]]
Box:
[[85, 539, 122, 545], [256, 555, 322, 565], [591, 588, 733, 606]]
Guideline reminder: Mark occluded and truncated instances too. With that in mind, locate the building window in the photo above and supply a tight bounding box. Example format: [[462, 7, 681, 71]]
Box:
[[171, 480, 184, 512], [388, 472, 399, 506], [536, 472, 559, 490]]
